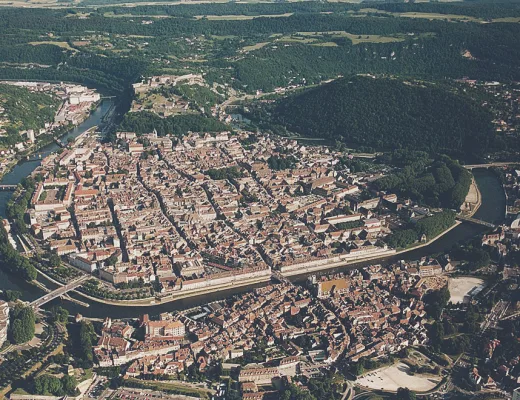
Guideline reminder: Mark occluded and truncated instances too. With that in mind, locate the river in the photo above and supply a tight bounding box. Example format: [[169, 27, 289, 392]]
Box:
[[0, 100, 507, 318]]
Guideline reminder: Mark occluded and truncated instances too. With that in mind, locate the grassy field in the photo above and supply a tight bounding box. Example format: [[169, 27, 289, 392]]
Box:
[[343, 33, 405, 44], [29, 41, 77, 50], [276, 35, 317, 43], [241, 41, 270, 52], [298, 31, 406, 45], [241, 30, 408, 52], [398, 12, 481, 21], [194, 12, 292, 20], [211, 35, 237, 40], [312, 41, 338, 47], [492, 17, 520, 23], [104, 11, 169, 17]]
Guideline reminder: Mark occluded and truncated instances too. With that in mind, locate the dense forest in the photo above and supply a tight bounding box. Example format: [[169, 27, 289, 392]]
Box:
[[271, 77, 493, 157], [386, 210, 456, 249], [0, 3, 519, 95], [0, 218, 37, 281], [82, 0, 520, 19], [374, 152, 472, 209], [119, 111, 228, 136]]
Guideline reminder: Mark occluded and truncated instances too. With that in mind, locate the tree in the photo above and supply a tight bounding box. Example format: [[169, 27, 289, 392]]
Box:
[[424, 285, 451, 319], [9, 305, 35, 344], [79, 321, 95, 362], [50, 306, 69, 324], [61, 374, 77, 395], [3, 290, 21, 302], [395, 387, 416, 400], [351, 361, 364, 376], [33, 374, 63, 396], [105, 254, 118, 267], [49, 253, 61, 268]]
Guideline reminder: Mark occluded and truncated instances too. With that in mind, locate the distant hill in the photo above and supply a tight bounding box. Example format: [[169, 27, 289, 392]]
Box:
[[272, 77, 493, 155]]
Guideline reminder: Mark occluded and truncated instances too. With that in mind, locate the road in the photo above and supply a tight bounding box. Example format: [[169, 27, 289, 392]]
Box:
[[30, 275, 90, 309], [480, 300, 510, 332]]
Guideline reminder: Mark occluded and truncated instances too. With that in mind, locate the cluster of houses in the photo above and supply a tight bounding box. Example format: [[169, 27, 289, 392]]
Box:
[[0, 81, 100, 177], [94, 314, 187, 368], [312, 262, 452, 362], [27, 127, 432, 298], [95, 281, 347, 390], [92, 261, 453, 395], [455, 79, 520, 136]]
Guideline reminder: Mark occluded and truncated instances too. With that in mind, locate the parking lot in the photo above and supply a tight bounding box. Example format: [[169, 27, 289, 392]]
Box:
[[356, 362, 441, 392]]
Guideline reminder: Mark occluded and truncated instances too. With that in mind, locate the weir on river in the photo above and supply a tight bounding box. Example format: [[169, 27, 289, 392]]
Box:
[[0, 98, 507, 319]]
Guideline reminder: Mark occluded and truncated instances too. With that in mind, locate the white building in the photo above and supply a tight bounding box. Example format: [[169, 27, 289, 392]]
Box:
[[0, 300, 10, 348], [68, 253, 98, 273]]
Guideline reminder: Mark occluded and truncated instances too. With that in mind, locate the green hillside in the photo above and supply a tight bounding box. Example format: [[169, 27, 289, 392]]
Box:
[[0, 83, 60, 145], [272, 77, 494, 156]]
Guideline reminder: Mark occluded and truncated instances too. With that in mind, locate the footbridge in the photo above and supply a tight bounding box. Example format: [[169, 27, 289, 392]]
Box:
[[0, 185, 17, 191], [464, 162, 519, 170], [30, 275, 90, 309], [456, 215, 496, 229]]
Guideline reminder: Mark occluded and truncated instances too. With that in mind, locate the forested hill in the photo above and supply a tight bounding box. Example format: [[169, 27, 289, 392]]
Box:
[[272, 77, 493, 156], [0, 84, 60, 145]]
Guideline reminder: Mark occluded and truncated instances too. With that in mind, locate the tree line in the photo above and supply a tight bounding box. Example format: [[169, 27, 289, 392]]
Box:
[[385, 210, 456, 249], [119, 111, 228, 136], [375, 153, 473, 208]]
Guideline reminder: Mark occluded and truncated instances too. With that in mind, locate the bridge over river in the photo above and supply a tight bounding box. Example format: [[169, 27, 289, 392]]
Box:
[[0, 185, 17, 191], [464, 162, 519, 170], [30, 275, 90, 310], [456, 215, 496, 229]]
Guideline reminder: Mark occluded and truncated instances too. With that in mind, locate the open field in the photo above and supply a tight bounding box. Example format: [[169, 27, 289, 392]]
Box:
[[29, 41, 77, 51], [356, 362, 441, 392], [211, 35, 237, 40], [341, 33, 405, 45], [312, 42, 338, 47], [241, 41, 270, 52], [194, 12, 292, 20], [449, 277, 485, 304], [492, 17, 520, 23], [0, 0, 58, 7], [104, 11, 169, 17], [297, 31, 406, 45], [276, 36, 317, 44], [398, 12, 481, 21]]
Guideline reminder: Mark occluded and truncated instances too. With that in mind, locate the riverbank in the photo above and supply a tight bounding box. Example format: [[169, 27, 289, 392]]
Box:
[[0, 135, 505, 320], [72, 274, 272, 307], [58, 221, 461, 308], [282, 220, 462, 278], [0, 94, 101, 182], [461, 176, 482, 218]]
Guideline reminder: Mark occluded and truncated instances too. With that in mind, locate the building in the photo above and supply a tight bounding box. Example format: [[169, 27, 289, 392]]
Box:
[[27, 129, 35, 143], [239, 367, 280, 385], [317, 278, 349, 298], [143, 319, 185, 338], [512, 387, 520, 400], [68, 253, 98, 273], [0, 300, 9, 347]]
